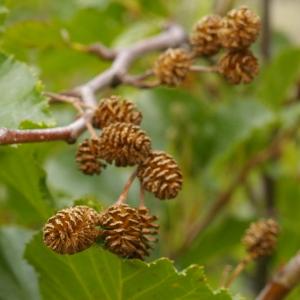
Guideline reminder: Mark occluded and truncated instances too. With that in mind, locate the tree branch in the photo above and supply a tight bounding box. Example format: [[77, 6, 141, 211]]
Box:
[[72, 42, 117, 60], [0, 23, 186, 145], [171, 130, 293, 258], [256, 251, 300, 300], [261, 0, 272, 62]]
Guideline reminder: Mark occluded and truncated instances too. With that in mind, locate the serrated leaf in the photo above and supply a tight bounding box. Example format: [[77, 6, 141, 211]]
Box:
[[0, 145, 54, 224], [0, 226, 39, 300], [258, 48, 300, 109], [26, 233, 232, 300], [0, 53, 53, 129]]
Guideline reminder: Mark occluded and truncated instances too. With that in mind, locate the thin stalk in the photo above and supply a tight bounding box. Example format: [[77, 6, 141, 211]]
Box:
[[224, 255, 253, 288], [139, 185, 145, 208], [189, 65, 218, 73], [116, 169, 138, 204]]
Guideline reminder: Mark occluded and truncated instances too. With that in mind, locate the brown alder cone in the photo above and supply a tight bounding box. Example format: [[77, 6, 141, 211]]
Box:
[[92, 95, 142, 129], [99, 204, 158, 259], [43, 206, 100, 255], [218, 6, 261, 49], [153, 48, 193, 86], [138, 206, 159, 251], [76, 138, 106, 175], [218, 49, 259, 84], [242, 219, 279, 259], [98, 122, 151, 167], [137, 150, 183, 200], [190, 15, 222, 56]]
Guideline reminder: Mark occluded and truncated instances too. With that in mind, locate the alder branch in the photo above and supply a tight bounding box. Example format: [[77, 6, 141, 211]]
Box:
[[256, 251, 300, 300], [0, 23, 186, 145], [61, 29, 116, 60], [72, 42, 117, 60], [171, 130, 293, 258]]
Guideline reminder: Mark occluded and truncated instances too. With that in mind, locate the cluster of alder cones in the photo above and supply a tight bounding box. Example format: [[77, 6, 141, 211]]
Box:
[[43, 204, 159, 259], [43, 94, 183, 259], [42, 6, 262, 260], [153, 6, 261, 86], [76, 95, 183, 201]]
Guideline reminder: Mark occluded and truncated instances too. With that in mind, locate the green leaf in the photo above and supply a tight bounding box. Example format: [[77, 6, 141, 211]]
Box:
[[0, 226, 39, 300], [26, 232, 233, 300], [0, 4, 9, 31], [0, 52, 53, 129], [0, 145, 54, 224], [113, 20, 162, 47], [179, 218, 249, 268], [202, 99, 274, 165], [258, 48, 300, 109], [2, 20, 63, 55]]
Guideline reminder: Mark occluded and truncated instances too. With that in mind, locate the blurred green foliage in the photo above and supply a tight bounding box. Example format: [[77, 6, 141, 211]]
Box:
[[1, 0, 300, 299]]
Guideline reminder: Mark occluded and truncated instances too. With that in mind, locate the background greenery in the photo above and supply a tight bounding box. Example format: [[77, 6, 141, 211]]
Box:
[[1, 0, 300, 299]]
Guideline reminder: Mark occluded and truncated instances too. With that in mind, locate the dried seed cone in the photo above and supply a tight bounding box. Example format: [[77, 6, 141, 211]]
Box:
[[76, 138, 106, 175], [242, 219, 279, 259], [218, 49, 259, 84], [43, 206, 100, 255], [137, 150, 183, 200], [190, 15, 222, 56], [92, 95, 142, 129], [153, 48, 193, 86], [99, 204, 158, 259], [98, 122, 151, 167], [138, 206, 159, 235], [219, 6, 261, 49]]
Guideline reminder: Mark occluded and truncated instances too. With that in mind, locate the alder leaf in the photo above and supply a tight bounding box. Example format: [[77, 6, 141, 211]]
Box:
[[26, 232, 233, 300], [0, 53, 53, 129], [258, 48, 300, 109], [0, 226, 40, 300], [0, 145, 54, 224]]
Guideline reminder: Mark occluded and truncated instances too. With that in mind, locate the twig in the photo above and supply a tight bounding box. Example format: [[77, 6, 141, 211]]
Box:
[[171, 130, 293, 258], [46, 91, 98, 139], [61, 28, 116, 60], [139, 185, 145, 208], [256, 251, 300, 300], [0, 23, 186, 145], [261, 0, 272, 62], [121, 75, 160, 89], [220, 265, 233, 287], [116, 169, 138, 204], [189, 65, 218, 73], [225, 255, 253, 288], [0, 121, 85, 144], [45, 92, 82, 105], [71, 42, 117, 60]]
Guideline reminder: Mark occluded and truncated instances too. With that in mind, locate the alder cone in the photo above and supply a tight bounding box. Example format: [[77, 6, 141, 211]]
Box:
[[190, 15, 222, 56], [138, 206, 159, 236], [99, 204, 158, 259], [137, 150, 183, 200], [98, 122, 151, 167], [153, 48, 192, 86], [219, 6, 261, 49], [218, 49, 259, 84], [43, 206, 100, 255], [242, 219, 279, 259], [76, 138, 106, 175], [92, 95, 142, 129]]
